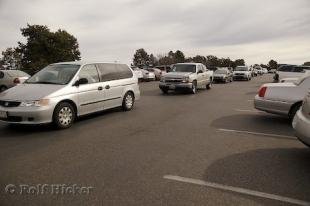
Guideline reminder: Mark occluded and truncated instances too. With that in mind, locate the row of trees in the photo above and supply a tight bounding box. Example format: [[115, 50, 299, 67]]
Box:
[[133, 48, 246, 69], [0, 24, 81, 74]]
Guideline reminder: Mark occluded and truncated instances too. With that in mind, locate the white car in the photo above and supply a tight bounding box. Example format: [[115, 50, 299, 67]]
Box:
[[254, 75, 310, 120], [293, 91, 310, 147], [131, 67, 143, 81], [233, 66, 252, 81], [144, 68, 164, 81], [0, 70, 30, 92], [141, 69, 155, 81]]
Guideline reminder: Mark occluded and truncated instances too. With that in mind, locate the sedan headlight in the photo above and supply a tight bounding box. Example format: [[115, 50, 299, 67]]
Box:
[[20, 99, 50, 107], [182, 76, 190, 83]]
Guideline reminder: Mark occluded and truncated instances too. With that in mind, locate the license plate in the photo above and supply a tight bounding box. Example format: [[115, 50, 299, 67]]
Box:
[[0, 111, 7, 118]]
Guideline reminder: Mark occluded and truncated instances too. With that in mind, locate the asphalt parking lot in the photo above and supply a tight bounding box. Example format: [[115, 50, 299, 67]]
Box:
[[1, 74, 309, 206]]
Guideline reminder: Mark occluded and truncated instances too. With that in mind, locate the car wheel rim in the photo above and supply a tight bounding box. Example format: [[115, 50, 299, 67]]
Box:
[[58, 107, 73, 126], [125, 95, 133, 108]]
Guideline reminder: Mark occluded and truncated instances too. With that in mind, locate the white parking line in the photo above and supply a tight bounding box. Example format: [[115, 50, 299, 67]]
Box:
[[163, 175, 310, 206], [234, 109, 264, 114], [218, 128, 296, 140]]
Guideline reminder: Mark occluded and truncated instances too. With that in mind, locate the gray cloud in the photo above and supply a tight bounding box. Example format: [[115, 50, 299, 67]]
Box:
[[0, 0, 309, 65]]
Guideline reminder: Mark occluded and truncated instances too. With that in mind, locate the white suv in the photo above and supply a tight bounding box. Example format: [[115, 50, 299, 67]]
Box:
[[159, 63, 213, 94], [233, 66, 252, 81]]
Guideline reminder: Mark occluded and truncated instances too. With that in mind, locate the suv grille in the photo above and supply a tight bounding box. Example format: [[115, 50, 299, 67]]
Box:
[[0, 100, 21, 107], [165, 78, 183, 83]]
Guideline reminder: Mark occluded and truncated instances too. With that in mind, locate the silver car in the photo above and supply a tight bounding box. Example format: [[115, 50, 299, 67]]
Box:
[[0, 70, 30, 92], [293, 91, 310, 147], [0, 62, 140, 129], [254, 75, 310, 120]]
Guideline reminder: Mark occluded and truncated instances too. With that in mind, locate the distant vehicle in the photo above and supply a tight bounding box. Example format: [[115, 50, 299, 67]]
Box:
[[141, 69, 156, 81], [233, 66, 252, 81], [155, 65, 172, 73], [254, 66, 263, 75], [268, 69, 276, 73], [293, 91, 310, 147], [213, 68, 233, 83], [0, 62, 140, 129], [159, 63, 213, 94], [144, 67, 164, 81], [262, 68, 268, 74], [0, 70, 30, 92], [280, 71, 310, 83], [254, 75, 310, 120], [131, 67, 143, 81], [273, 64, 305, 82]]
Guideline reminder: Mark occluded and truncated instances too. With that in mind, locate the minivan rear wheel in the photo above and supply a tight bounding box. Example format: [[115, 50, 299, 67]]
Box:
[[53, 102, 75, 129], [122, 92, 135, 111]]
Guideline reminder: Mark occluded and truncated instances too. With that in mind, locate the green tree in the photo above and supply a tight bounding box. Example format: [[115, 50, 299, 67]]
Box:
[[17, 24, 81, 74], [174, 50, 185, 63], [149, 54, 158, 66], [303, 62, 310, 66], [268, 59, 278, 70], [0, 47, 22, 69], [133, 48, 149, 67], [234, 59, 245, 67], [206, 55, 219, 67], [192, 55, 207, 65]]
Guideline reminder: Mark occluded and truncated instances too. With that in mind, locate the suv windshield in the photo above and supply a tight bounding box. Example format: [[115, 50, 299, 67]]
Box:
[[235, 67, 248, 71], [26, 64, 80, 85], [172, 65, 196, 73], [215, 70, 227, 74]]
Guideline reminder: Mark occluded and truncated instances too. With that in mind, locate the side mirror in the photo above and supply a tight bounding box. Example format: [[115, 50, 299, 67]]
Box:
[[73, 78, 88, 86], [198, 70, 203, 74]]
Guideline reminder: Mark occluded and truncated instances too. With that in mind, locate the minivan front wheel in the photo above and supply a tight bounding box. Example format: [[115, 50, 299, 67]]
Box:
[[53, 102, 75, 129], [122, 92, 135, 111]]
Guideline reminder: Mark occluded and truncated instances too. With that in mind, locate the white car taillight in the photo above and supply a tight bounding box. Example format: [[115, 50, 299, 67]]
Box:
[[258, 86, 267, 98]]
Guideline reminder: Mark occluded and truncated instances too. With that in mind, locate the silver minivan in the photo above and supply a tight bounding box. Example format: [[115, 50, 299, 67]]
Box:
[[0, 61, 140, 129]]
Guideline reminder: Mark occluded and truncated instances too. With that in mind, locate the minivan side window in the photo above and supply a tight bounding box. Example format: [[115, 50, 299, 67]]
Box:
[[97, 63, 133, 81], [79, 64, 100, 84]]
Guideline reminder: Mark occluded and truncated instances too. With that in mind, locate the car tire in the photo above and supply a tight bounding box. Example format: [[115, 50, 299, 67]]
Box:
[[0, 85, 8, 92], [122, 92, 135, 111], [289, 102, 302, 121], [206, 79, 212, 89], [53, 102, 76, 129], [161, 88, 168, 94], [191, 81, 197, 94]]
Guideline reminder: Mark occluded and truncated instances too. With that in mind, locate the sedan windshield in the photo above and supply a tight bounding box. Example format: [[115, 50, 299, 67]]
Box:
[[171, 65, 196, 73], [26, 64, 80, 85]]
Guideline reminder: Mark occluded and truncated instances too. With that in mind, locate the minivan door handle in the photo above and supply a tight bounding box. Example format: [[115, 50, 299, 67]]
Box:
[[105, 85, 110, 89], [98, 86, 103, 91]]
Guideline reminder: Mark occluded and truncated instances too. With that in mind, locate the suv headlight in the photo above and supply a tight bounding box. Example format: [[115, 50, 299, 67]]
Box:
[[182, 76, 190, 83], [20, 99, 50, 107]]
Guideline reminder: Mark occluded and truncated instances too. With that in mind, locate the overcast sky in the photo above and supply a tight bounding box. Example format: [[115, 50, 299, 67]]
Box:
[[0, 0, 309, 65]]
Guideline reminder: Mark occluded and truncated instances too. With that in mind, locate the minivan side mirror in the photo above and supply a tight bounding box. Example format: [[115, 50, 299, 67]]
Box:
[[73, 78, 88, 86]]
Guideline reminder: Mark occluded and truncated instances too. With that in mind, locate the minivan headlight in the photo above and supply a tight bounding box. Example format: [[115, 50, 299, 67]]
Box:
[[20, 99, 50, 107]]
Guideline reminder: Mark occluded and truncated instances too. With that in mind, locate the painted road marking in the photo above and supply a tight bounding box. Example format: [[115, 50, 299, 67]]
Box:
[[218, 128, 296, 140], [234, 109, 264, 114], [163, 175, 310, 206]]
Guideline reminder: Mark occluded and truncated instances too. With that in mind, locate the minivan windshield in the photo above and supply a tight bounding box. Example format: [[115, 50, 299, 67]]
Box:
[[171, 65, 196, 73], [26, 64, 80, 85]]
